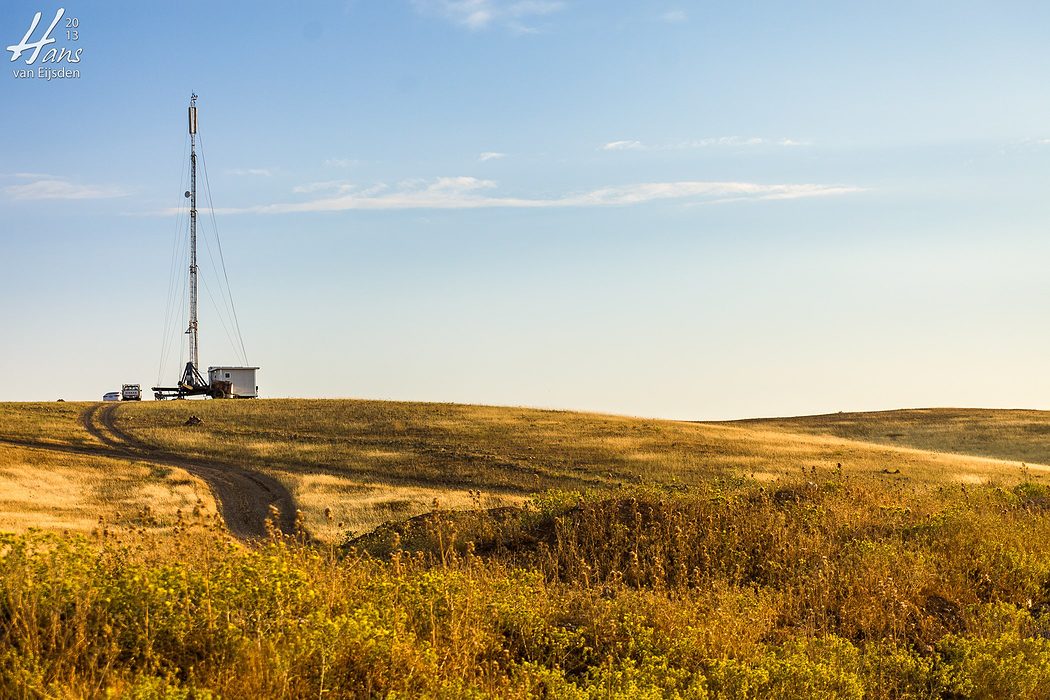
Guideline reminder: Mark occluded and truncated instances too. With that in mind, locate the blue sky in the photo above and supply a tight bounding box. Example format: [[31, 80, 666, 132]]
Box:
[[2, 1, 1050, 419]]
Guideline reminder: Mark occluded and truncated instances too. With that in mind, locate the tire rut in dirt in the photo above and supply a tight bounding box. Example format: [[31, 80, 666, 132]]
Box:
[[80, 403, 128, 452], [77, 403, 297, 539]]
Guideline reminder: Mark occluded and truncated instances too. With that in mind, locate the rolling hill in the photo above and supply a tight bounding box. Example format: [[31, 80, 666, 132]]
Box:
[[0, 400, 1046, 541], [4, 400, 1050, 696]]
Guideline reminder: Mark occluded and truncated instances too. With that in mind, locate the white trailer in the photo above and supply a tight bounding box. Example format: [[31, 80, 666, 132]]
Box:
[[207, 366, 259, 398]]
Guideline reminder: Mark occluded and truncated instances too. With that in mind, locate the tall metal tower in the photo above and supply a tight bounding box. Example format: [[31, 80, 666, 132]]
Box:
[[180, 93, 205, 390], [154, 93, 257, 401]]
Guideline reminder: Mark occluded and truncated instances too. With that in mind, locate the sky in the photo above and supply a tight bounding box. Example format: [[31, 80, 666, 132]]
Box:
[[2, 1, 1050, 420]]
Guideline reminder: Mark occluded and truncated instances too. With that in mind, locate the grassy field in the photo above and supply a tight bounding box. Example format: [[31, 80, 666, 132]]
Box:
[[3, 400, 1050, 697], [735, 408, 1050, 467], [0, 442, 215, 534], [2, 400, 1045, 540], [108, 400, 1050, 537], [0, 402, 99, 446]]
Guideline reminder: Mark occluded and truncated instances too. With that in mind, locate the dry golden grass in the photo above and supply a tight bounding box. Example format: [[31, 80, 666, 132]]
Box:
[[0, 443, 217, 533], [0, 401, 97, 446], [734, 408, 1050, 466], [111, 399, 1045, 489], [2, 400, 1048, 540], [113, 400, 1050, 537], [272, 467, 526, 541]]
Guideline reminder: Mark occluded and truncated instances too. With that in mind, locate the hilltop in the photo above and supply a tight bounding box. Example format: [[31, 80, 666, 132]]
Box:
[[733, 407, 1050, 467], [0, 400, 1046, 540]]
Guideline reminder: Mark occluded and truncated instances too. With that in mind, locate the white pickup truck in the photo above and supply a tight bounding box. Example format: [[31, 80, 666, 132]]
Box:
[[121, 384, 142, 401]]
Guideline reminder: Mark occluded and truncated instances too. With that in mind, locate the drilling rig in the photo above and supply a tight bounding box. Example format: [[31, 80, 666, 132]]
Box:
[[152, 94, 258, 400]]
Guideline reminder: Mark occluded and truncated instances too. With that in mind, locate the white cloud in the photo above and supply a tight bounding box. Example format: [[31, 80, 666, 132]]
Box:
[[4, 175, 129, 200], [602, 136, 811, 151], [478, 151, 507, 161], [660, 9, 687, 22], [413, 0, 564, 31], [602, 140, 646, 151], [189, 176, 861, 215], [227, 168, 274, 176]]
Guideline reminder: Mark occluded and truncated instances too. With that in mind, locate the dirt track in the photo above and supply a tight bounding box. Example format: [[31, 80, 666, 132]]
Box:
[[1, 403, 297, 540]]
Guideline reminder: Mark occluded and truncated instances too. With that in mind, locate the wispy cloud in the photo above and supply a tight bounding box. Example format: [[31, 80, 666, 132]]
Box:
[[602, 140, 646, 151], [413, 0, 564, 31], [172, 176, 861, 215], [660, 9, 687, 23], [291, 179, 357, 194], [3, 174, 130, 200], [5, 172, 56, 179], [227, 167, 274, 176], [601, 136, 809, 151], [995, 138, 1050, 157], [478, 151, 507, 161], [323, 158, 361, 168]]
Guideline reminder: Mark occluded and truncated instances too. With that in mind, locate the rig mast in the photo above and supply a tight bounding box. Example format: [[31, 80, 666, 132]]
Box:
[[180, 93, 206, 390], [153, 93, 258, 400]]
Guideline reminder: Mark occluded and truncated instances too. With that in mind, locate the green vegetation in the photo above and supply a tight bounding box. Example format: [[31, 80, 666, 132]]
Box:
[[5, 474, 1050, 697]]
